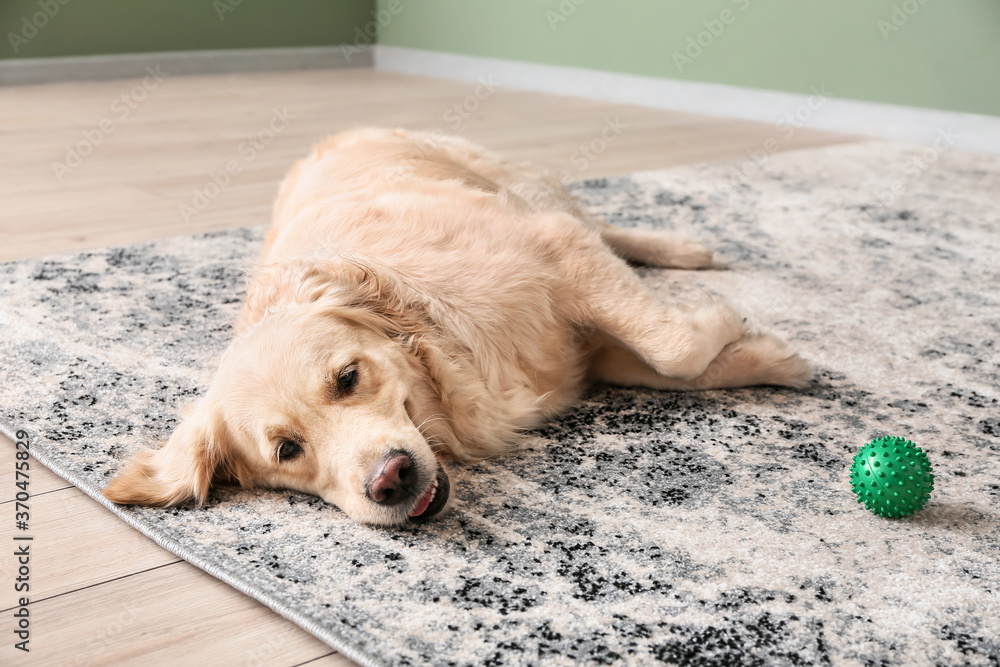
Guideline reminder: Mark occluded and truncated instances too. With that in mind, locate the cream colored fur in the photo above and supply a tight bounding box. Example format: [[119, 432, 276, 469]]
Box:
[[103, 127, 811, 526]]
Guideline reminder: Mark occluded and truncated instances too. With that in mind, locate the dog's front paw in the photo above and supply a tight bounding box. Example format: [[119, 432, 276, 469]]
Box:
[[666, 236, 715, 270], [726, 333, 812, 388], [689, 298, 748, 350], [640, 232, 714, 269]]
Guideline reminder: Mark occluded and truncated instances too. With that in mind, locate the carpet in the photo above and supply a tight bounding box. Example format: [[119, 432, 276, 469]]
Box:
[[2, 140, 999, 666]]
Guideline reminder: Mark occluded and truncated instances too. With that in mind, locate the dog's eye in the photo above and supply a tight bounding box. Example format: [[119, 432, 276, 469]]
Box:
[[337, 367, 358, 390], [277, 440, 302, 462]]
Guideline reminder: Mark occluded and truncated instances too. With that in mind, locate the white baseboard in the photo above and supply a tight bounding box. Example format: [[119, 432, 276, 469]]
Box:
[[0, 45, 371, 86], [376, 45, 1000, 154]]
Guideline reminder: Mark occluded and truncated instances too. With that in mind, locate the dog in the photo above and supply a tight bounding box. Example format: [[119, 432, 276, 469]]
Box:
[[103, 127, 810, 526]]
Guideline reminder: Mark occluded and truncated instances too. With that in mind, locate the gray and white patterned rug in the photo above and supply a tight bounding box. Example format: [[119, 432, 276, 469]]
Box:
[[2, 140, 999, 666]]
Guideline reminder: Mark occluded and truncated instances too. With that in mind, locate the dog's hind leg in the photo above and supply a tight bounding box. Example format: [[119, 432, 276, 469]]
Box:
[[588, 292, 749, 382], [543, 211, 808, 386], [598, 223, 715, 270], [542, 213, 744, 381], [587, 332, 812, 390]]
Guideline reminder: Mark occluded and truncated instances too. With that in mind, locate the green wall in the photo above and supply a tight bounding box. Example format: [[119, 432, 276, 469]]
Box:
[[377, 0, 1000, 118], [4, 0, 996, 117], [1, 0, 374, 59]]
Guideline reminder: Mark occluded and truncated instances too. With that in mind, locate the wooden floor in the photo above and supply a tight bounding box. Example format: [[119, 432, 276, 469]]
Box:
[[0, 67, 862, 666]]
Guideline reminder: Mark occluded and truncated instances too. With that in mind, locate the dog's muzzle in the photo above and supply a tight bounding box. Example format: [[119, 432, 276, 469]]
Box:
[[365, 450, 450, 522]]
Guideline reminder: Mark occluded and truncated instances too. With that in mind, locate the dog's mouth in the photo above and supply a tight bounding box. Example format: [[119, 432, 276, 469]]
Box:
[[407, 463, 450, 523]]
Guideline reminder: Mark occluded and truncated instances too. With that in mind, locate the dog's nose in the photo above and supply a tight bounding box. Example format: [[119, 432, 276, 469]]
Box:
[[366, 450, 417, 506]]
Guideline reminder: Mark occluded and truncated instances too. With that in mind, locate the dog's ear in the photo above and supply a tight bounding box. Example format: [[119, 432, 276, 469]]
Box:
[[103, 400, 230, 507], [336, 256, 429, 336], [240, 256, 427, 336]]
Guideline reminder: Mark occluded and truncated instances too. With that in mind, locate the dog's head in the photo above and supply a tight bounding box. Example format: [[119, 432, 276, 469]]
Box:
[[102, 259, 454, 526]]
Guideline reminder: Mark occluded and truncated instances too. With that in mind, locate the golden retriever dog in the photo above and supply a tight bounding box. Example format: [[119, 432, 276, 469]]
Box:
[[103, 127, 810, 526]]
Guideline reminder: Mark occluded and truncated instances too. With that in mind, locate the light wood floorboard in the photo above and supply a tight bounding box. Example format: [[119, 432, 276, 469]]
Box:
[[0, 67, 863, 665]]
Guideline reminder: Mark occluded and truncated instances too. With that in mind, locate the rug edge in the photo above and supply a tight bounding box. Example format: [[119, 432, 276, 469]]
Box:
[[0, 417, 386, 667]]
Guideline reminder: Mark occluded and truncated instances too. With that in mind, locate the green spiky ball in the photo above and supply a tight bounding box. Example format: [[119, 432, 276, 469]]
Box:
[[850, 436, 934, 518]]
